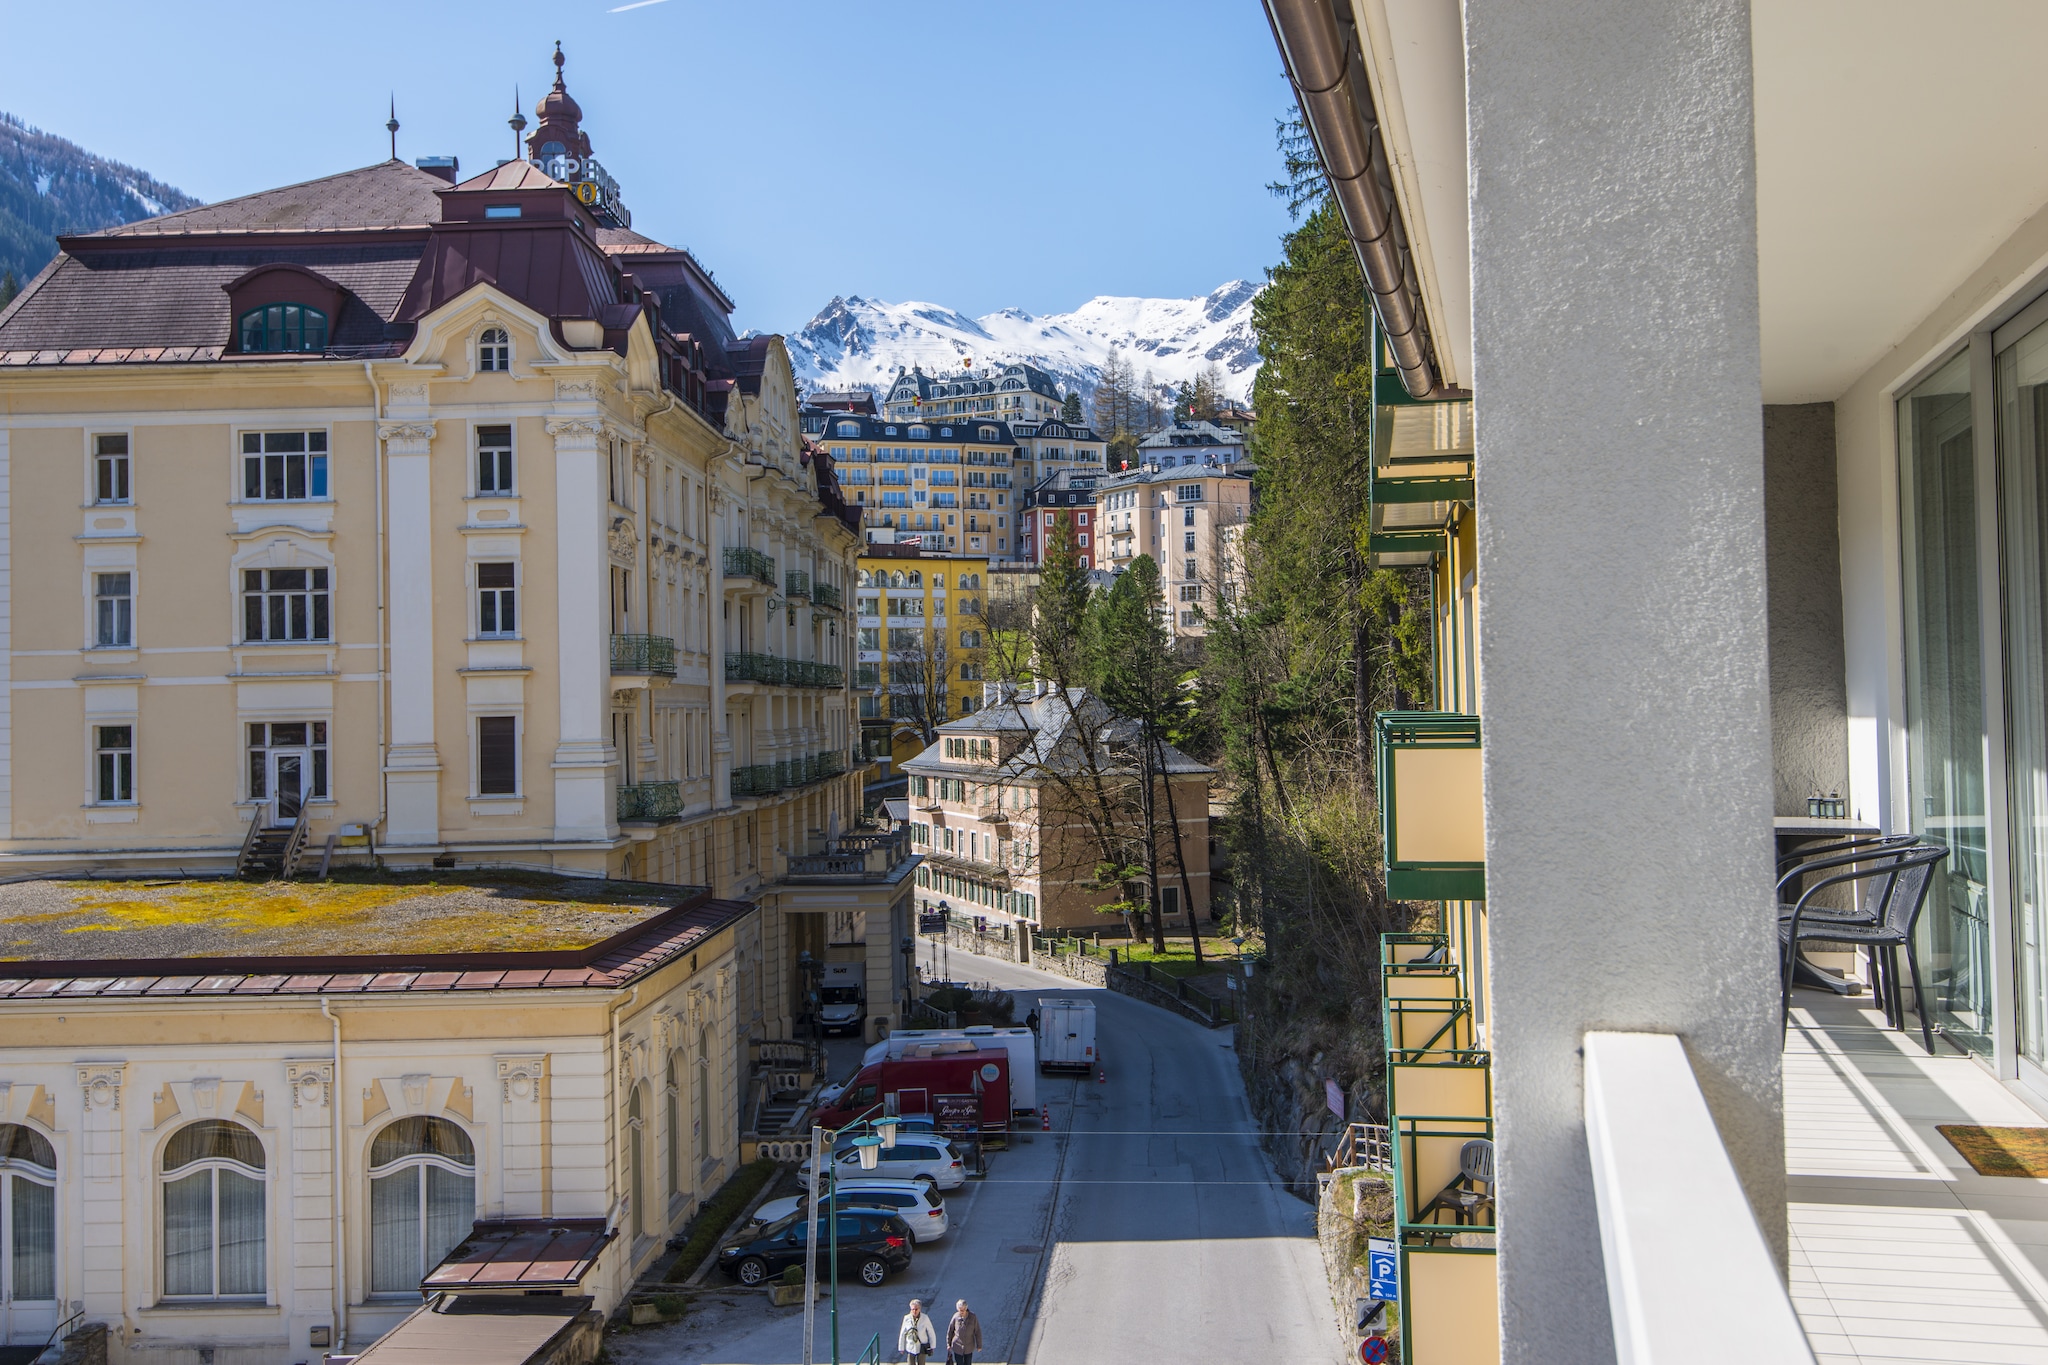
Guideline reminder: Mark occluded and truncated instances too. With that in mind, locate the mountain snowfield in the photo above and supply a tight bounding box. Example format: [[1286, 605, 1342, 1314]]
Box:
[[782, 280, 1263, 404]]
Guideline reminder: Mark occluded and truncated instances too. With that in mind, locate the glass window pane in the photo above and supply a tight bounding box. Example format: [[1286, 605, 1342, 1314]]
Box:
[[216, 1169, 265, 1296], [424, 1166, 475, 1270], [370, 1169, 421, 1294], [162, 1170, 214, 1296], [164, 1120, 266, 1172], [11, 1174, 55, 1300], [2002, 321, 2048, 1066], [1898, 350, 1992, 1056]]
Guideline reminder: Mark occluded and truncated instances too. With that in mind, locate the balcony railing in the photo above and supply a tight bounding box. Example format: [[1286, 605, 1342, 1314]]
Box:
[[785, 569, 811, 599], [785, 826, 915, 881], [616, 780, 682, 822], [610, 633, 677, 677], [723, 545, 776, 585], [730, 750, 849, 799], [724, 653, 845, 689], [812, 581, 843, 611]]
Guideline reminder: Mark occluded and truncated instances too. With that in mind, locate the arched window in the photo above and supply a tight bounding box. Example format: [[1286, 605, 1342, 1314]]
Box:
[[856, 569, 872, 587], [907, 571, 923, 587], [665, 1053, 682, 1198], [889, 571, 905, 589], [368, 1117, 474, 1294], [909, 425, 930, 439], [478, 327, 510, 373], [1, 1124, 56, 1309], [836, 421, 860, 437], [237, 303, 328, 354], [162, 1120, 266, 1299]]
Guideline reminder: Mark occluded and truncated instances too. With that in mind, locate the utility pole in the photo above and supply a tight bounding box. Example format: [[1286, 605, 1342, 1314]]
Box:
[[802, 1124, 821, 1365]]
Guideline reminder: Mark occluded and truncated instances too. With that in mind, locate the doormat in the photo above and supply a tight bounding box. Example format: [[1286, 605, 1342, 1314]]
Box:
[[1936, 1125, 2048, 1177]]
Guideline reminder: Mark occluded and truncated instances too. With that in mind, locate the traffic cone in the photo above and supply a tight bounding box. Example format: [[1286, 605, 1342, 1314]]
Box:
[[1096, 1068, 1106, 1084], [1040, 1106, 1051, 1131]]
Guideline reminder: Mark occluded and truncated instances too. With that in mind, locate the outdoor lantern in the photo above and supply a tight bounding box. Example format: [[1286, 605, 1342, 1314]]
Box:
[[875, 1117, 900, 1150], [852, 1135, 883, 1171]]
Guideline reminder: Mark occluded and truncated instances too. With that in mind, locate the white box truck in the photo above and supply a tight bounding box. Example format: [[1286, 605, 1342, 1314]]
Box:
[[863, 1025, 1037, 1113], [1037, 999, 1097, 1074], [818, 963, 866, 1036]]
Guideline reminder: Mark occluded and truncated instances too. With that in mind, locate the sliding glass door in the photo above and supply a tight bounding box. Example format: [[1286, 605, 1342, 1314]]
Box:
[[2000, 320, 2048, 1068], [1899, 352, 1994, 1056]]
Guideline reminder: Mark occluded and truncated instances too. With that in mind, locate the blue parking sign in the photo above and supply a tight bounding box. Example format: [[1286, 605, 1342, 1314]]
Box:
[[1367, 1237, 1398, 1300]]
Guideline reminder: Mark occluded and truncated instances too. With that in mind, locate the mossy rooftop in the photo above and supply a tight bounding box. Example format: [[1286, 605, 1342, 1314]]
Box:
[[0, 871, 701, 964]]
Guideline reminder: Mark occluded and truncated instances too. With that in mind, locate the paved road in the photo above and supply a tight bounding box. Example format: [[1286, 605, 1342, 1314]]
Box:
[[614, 944, 1344, 1365]]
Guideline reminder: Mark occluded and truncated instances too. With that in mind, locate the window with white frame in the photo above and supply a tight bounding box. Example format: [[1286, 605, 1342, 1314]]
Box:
[[477, 716, 517, 795], [0, 1124, 56, 1307], [1175, 483, 1203, 502], [477, 327, 510, 373], [243, 567, 330, 642], [95, 724, 133, 803], [94, 572, 132, 647], [248, 722, 329, 802], [94, 434, 130, 504], [241, 431, 328, 501], [1183, 506, 1196, 526], [368, 1117, 475, 1295], [161, 1120, 266, 1300], [476, 424, 513, 494], [1179, 583, 1202, 602], [476, 563, 516, 636]]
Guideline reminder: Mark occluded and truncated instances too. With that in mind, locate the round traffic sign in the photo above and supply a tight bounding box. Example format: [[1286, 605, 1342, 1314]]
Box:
[[1361, 1336, 1389, 1363]]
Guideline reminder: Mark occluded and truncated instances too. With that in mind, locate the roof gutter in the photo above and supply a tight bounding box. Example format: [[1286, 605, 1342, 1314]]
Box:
[[1264, 0, 1468, 401]]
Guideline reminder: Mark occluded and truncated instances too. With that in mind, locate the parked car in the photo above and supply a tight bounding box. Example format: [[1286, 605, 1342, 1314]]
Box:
[[717, 1208, 915, 1287], [799, 1135, 965, 1193], [829, 1115, 937, 1149], [751, 1179, 950, 1243]]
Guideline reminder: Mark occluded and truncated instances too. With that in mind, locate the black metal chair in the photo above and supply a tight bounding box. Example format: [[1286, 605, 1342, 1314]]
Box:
[[1780, 843, 1947, 1052], [1774, 837, 1922, 1005]]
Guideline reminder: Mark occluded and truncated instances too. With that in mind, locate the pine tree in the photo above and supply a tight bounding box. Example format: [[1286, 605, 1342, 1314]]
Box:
[[1032, 519, 1093, 688], [0, 270, 17, 311], [1061, 391, 1083, 424]]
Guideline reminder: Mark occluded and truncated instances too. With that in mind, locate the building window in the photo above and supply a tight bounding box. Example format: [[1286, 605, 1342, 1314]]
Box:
[[247, 722, 329, 804], [476, 424, 514, 494], [477, 327, 510, 372], [1184, 558, 1197, 580], [161, 1120, 266, 1300], [1180, 610, 1200, 628], [237, 302, 327, 354], [1077, 534, 1090, 548], [94, 434, 130, 504], [477, 716, 517, 795], [0, 1124, 56, 1306], [1176, 483, 1203, 502], [1184, 532, 1196, 552], [1183, 506, 1196, 526], [1179, 584, 1203, 602], [243, 567, 330, 642], [368, 1117, 475, 1296], [241, 431, 329, 501], [94, 572, 132, 647], [477, 563, 517, 636], [95, 725, 134, 803]]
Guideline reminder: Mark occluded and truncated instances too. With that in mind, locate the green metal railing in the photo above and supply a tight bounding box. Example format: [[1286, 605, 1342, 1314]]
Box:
[[616, 781, 682, 822], [609, 633, 677, 676], [812, 581, 843, 611], [785, 569, 811, 599], [730, 750, 850, 799], [723, 545, 775, 585], [724, 653, 846, 689]]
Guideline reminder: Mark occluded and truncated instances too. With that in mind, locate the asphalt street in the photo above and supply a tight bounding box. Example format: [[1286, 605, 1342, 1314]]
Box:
[[612, 942, 1344, 1365]]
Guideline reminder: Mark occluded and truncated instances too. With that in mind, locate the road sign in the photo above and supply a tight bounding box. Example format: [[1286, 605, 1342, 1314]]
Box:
[[1361, 1336, 1389, 1363], [1367, 1237, 1398, 1301]]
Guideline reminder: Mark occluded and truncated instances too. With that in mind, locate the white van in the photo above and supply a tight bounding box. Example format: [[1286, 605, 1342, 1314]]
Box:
[[819, 962, 866, 1036], [1037, 998, 1097, 1073], [864, 1025, 1038, 1112]]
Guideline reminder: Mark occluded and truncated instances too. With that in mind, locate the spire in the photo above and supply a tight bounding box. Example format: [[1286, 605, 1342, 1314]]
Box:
[[552, 39, 566, 88], [509, 86, 528, 162], [386, 96, 399, 160]]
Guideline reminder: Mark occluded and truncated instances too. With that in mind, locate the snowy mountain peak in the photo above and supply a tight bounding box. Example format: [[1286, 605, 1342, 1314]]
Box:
[[784, 282, 1262, 403]]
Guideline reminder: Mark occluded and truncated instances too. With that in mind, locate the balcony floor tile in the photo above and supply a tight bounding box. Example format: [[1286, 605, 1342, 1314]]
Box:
[[1786, 993, 2048, 1364]]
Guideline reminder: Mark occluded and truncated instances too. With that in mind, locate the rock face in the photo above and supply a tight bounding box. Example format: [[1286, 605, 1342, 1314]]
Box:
[[782, 282, 1264, 406], [0, 112, 200, 290], [1234, 995, 1386, 1199]]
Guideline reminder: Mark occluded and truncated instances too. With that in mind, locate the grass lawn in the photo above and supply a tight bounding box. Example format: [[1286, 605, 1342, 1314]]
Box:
[[1097, 936, 1258, 979]]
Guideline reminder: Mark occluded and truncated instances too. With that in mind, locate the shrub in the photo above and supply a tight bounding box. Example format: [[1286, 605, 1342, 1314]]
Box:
[[663, 1157, 777, 1283], [780, 1265, 804, 1286]]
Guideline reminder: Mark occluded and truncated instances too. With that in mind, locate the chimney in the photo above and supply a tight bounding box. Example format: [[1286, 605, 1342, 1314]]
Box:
[[416, 155, 460, 184]]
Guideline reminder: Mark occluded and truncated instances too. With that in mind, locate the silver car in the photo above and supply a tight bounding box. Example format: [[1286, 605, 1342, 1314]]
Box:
[[798, 1136, 966, 1193], [752, 1179, 950, 1243]]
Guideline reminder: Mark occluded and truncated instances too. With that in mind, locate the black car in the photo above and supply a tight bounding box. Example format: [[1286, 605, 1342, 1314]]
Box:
[[718, 1208, 915, 1287]]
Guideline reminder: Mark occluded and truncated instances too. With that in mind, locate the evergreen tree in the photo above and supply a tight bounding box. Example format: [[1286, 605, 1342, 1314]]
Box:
[[1032, 519, 1093, 688], [1061, 391, 1083, 424], [0, 270, 16, 311], [1174, 381, 1195, 422]]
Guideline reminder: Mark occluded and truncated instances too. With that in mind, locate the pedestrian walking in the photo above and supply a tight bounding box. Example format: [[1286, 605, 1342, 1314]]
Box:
[[899, 1297, 937, 1363], [946, 1298, 983, 1365], [1025, 1006, 1040, 1034]]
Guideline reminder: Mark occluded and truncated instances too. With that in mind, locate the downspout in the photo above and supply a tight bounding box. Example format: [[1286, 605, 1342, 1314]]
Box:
[[320, 999, 347, 1354], [363, 362, 389, 836], [1263, 0, 1468, 402]]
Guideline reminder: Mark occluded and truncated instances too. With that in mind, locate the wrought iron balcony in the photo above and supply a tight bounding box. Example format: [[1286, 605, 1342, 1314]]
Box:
[[724, 653, 845, 689], [730, 750, 852, 800], [785, 569, 811, 599], [812, 581, 843, 611], [616, 780, 682, 822], [610, 633, 677, 677], [723, 545, 776, 585]]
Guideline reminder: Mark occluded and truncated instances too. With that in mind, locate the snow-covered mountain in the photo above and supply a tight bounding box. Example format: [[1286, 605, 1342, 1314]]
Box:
[[784, 281, 1262, 404]]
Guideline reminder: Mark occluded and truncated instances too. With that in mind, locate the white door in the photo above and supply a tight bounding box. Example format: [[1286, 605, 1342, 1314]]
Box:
[[268, 748, 310, 825], [0, 1168, 59, 1344]]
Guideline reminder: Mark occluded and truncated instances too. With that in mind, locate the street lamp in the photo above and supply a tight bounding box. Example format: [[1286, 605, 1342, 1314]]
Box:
[[803, 1114, 903, 1365]]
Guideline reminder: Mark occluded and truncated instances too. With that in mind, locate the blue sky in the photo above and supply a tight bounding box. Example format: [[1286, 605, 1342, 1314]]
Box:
[[7, 0, 1297, 334]]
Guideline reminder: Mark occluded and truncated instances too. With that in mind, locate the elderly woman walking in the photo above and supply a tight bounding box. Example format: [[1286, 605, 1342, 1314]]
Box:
[[946, 1298, 984, 1365], [899, 1297, 938, 1364]]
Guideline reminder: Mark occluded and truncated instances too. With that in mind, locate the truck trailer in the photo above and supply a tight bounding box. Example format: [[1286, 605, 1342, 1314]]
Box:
[[863, 1026, 1038, 1113], [1037, 998, 1098, 1073], [813, 1046, 1013, 1140]]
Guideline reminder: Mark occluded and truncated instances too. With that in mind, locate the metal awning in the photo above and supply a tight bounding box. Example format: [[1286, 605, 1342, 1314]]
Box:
[[422, 1218, 616, 1296]]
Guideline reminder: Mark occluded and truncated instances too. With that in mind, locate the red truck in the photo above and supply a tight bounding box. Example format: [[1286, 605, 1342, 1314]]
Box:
[[813, 1045, 1012, 1140]]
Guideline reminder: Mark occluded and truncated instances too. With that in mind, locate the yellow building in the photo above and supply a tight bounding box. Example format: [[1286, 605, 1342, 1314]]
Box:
[[818, 410, 1019, 555], [854, 545, 990, 773]]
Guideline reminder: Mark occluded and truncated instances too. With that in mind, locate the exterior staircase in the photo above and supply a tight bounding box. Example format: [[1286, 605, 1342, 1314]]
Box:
[[237, 810, 312, 879]]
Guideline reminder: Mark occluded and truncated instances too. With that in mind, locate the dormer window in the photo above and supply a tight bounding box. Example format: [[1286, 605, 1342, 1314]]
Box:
[[478, 328, 510, 372], [836, 421, 860, 437], [909, 425, 930, 439], [237, 303, 327, 354]]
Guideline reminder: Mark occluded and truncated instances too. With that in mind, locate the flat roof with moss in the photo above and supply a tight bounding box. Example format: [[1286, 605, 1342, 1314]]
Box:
[[0, 870, 700, 964]]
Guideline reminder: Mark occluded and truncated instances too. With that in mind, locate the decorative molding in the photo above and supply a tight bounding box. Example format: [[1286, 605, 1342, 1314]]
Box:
[[497, 1055, 548, 1105], [554, 378, 599, 402], [546, 417, 605, 444], [288, 1062, 333, 1111], [77, 1064, 125, 1112], [400, 1073, 431, 1108], [378, 420, 438, 446], [192, 1076, 221, 1112], [608, 517, 639, 565]]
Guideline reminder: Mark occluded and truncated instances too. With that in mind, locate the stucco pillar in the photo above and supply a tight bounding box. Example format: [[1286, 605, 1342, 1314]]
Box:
[[550, 417, 615, 843], [381, 420, 440, 845], [1464, 2, 1779, 1360], [709, 478, 733, 810]]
